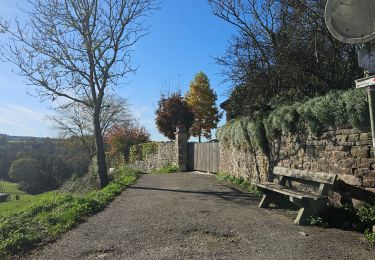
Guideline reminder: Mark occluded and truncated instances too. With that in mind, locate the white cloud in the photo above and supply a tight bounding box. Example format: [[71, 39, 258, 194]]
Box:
[[0, 103, 50, 137]]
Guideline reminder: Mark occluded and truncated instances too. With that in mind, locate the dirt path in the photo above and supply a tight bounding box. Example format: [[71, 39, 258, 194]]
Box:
[[26, 172, 374, 259]]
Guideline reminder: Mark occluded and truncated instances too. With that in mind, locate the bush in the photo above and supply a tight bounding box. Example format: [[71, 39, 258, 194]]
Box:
[[308, 215, 328, 228], [364, 230, 375, 243], [357, 204, 375, 231]]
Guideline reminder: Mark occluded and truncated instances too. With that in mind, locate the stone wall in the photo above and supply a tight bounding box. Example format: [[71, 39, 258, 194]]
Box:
[[128, 142, 176, 173], [220, 128, 375, 206]]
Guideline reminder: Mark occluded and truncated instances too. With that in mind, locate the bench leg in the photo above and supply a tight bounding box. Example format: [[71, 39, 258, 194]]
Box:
[[294, 200, 327, 225], [294, 207, 311, 225], [259, 194, 272, 208]]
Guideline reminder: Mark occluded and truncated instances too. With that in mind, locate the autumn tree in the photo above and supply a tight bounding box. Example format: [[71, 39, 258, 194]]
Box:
[[0, 0, 156, 187], [106, 124, 150, 164], [186, 72, 221, 142], [155, 92, 195, 140]]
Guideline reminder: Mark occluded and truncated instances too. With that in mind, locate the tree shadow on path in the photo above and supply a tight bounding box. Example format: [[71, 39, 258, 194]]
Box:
[[128, 185, 260, 206]]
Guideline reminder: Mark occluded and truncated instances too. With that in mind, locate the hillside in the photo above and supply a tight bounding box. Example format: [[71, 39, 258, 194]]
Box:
[[0, 181, 36, 216]]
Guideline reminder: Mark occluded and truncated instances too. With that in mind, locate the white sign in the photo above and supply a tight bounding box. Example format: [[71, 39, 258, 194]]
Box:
[[355, 75, 375, 89]]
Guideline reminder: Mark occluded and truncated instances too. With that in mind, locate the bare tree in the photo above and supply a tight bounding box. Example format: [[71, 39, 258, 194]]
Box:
[[0, 0, 157, 187], [49, 94, 133, 159], [209, 0, 361, 117]]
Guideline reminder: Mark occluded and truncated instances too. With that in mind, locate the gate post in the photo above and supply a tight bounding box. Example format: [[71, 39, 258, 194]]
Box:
[[175, 125, 187, 171]]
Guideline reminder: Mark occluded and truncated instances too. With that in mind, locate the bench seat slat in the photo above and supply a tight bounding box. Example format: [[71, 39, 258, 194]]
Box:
[[273, 167, 337, 184], [256, 182, 327, 200]]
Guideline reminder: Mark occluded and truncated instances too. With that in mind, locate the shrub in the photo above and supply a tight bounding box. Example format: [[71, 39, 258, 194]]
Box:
[[357, 204, 375, 231], [308, 215, 328, 228], [156, 164, 180, 174], [364, 230, 375, 243]]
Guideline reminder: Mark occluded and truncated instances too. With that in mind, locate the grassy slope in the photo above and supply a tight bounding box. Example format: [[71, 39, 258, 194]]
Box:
[[0, 166, 140, 258], [0, 181, 36, 217]]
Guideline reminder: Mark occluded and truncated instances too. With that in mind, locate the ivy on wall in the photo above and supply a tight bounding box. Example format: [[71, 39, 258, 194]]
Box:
[[217, 89, 370, 152], [129, 142, 158, 164]]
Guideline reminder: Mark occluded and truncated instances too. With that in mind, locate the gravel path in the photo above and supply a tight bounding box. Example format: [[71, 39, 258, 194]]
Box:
[[26, 172, 374, 260]]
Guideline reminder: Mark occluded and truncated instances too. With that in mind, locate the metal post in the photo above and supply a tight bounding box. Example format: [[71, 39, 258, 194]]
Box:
[[367, 85, 375, 157]]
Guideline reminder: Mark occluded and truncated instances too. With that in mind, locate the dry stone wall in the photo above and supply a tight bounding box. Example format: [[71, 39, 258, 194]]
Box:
[[220, 128, 375, 206], [129, 142, 176, 173]]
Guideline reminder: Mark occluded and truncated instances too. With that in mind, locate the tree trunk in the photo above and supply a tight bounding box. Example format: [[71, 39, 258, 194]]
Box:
[[198, 135, 201, 143], [123, 147, 130, 165], [93, 110, 109, 188]]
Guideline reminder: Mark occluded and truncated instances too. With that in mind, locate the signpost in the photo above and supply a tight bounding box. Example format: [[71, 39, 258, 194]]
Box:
[[355, 75, 375, 89], [325, 0, 375, 154]]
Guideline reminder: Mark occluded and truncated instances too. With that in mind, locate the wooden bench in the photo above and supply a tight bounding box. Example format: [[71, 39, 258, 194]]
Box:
[[255, 167, 337, 225]]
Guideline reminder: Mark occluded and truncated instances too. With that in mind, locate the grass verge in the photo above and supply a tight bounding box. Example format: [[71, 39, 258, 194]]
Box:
[[216, 172, 262, 197], [0, 181, 36, 216], [154, 164, 180, 174], [0, 166, 139, 258]]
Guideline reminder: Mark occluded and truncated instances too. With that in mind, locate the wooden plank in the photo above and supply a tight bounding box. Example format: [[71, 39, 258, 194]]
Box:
[[214, 143, 219, 172], [186, 142, 220, 173], [273, 167, 337, 184], [256, 182, 326, 200]]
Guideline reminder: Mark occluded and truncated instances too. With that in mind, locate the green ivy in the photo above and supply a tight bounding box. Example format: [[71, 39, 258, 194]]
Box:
[[129, 142, 158, 164], [217, 172, 263, 197], [217, 88, 370, 152]]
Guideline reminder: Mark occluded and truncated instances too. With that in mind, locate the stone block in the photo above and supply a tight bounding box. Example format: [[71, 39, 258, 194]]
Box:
[[354, 168, 370, 177], [348, 134, 360, 142], [337, 129, 357, 135], [360, 158, 375, 165], [331, 151, 349, 160], [339, 168, 353, 175], [357, 163, 371, 169], [338, 158, 357, 169], [337, 141, 355, 146], [336, 134, 349, 142], [338, 175, 362, 186], [356, 141, 372, 146], [363, 177, 375, 188], [351, 146, 370, 158], [360, 133, 371, 141]]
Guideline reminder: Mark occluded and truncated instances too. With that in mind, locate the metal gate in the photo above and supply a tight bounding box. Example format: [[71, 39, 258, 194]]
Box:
[[187, 142, 220, 173]]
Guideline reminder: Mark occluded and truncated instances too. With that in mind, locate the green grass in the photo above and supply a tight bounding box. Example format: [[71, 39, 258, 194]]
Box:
[[0, 166, 140, 258], [216, 172, 262, 197], [0, 181, 36, 216], [154, 164, 180, 174]]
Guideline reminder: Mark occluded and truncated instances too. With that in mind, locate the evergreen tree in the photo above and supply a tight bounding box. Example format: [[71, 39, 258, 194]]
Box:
[[186, 72, 221, 142]]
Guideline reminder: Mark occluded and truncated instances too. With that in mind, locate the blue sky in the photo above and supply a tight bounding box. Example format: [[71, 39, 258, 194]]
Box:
[[0, 0, 236, 141]]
